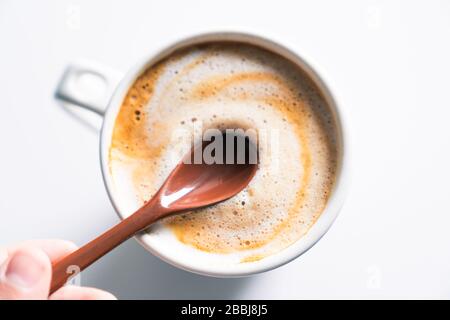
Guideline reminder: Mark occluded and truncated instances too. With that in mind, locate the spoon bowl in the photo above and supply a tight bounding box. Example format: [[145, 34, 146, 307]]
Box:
[[159, 160, 257, 211]]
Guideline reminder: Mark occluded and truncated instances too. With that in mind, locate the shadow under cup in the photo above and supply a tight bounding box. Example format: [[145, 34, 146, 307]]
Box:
[[61, 32, 349, 277]]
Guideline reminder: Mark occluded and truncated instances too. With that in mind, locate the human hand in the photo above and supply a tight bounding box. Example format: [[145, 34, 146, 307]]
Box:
[[0, 239, 116, 300]]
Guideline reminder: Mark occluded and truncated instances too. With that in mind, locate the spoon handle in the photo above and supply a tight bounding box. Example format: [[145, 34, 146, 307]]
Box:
[[50, 202, 162, 294]]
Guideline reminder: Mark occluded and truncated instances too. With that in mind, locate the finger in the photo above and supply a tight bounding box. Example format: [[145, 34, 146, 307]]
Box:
[[7, 239, 78, 263], [49, 285, 117, 300], [0, 247, 52, 300]]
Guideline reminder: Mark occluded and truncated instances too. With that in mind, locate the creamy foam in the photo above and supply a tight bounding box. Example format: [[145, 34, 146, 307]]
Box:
[[109, 42, 338, 262]]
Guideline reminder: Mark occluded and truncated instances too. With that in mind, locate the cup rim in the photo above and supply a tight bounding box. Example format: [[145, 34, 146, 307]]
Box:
[[99, 31, 351, 277]]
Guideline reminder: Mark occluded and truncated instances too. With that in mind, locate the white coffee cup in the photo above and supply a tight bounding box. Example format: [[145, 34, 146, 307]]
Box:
[[55, 31, 350, 277]]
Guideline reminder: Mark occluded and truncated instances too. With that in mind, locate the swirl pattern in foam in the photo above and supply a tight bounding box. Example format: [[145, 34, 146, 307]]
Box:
[[109, 42, 338, 262]]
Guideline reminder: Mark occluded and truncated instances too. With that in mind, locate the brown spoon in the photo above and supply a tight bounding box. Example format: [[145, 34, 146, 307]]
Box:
[[50, 138, 257, 294]]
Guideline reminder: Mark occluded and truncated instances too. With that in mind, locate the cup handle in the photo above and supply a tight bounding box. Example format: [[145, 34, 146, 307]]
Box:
[[55, 61, 123, 116]]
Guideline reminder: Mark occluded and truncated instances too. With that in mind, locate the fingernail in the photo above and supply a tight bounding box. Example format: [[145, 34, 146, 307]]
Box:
[[4, 250, 46, 289]]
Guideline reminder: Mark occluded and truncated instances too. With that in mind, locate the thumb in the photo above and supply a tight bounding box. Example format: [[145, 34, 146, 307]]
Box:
[[0, 247, 52, 300]]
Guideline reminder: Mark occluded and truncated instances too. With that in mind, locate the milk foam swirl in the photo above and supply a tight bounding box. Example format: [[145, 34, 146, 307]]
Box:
[[109, 42, 338, 261]]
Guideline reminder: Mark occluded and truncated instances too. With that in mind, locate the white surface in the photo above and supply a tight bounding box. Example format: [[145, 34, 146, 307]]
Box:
[[0, 0, 449, 299]]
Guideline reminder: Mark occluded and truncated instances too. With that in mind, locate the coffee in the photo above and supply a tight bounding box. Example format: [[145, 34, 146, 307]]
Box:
[[109, 42, 338, 262]]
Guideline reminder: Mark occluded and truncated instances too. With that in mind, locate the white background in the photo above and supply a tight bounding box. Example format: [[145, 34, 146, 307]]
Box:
[[1, 0, 449, 299]]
